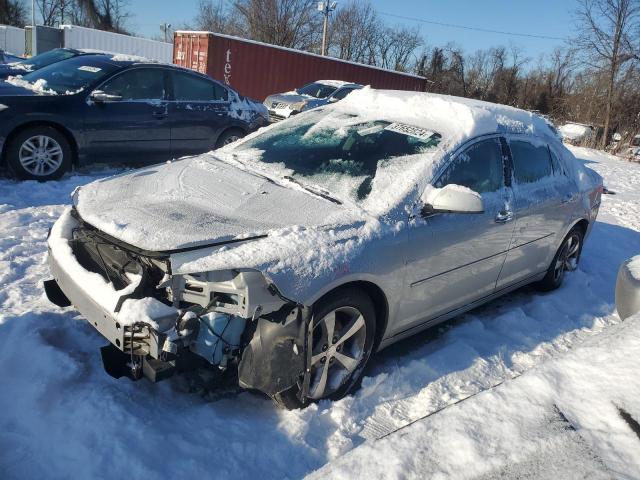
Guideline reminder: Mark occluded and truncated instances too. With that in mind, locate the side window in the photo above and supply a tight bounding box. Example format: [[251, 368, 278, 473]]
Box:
[[101, 68, 165, 100], [172, 72, 228, 101], [436, 138, 504, 194], [331, 88, 354, 101], [548, 147, 566, 176], [509, 140, 553, 184]]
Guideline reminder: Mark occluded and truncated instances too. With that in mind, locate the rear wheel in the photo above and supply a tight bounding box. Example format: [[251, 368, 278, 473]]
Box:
[[6, 126, 72, 180], [272, 288, 376, 409], [215, 128, 245, 149], [538, 227, 583, 291]]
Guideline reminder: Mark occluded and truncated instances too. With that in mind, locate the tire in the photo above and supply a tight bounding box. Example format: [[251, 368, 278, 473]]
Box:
[[272, 288, 376, 409], [6, 126, 72, 181], [215, 128, 245, 149], [538, 226, 584, 291]]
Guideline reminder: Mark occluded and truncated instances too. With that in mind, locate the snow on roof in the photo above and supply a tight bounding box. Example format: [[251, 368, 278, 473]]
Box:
[[315, 79, 351, 88], [337, 87, 558, 148]]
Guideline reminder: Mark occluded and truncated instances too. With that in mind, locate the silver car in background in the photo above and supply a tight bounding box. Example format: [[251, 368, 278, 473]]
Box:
[[263, 79, 362, 122], [45, 89, 603, 408]]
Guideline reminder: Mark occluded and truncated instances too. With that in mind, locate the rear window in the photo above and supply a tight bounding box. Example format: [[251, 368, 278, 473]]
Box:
[[509, 140, 553, 184]]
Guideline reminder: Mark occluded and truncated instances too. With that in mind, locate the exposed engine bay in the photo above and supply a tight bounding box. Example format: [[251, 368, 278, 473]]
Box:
[[45, 209, 312, 402]]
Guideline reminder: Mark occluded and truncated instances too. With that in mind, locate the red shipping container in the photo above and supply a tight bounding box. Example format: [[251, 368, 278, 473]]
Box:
[[173, 31, 426, 101]]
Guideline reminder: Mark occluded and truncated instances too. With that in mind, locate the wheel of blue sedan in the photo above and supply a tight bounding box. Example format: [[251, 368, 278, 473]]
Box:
[[272, 288, 376, 408], [7, 126, 72, 181]]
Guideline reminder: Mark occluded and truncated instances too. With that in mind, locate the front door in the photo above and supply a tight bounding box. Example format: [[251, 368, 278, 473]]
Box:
[[395, 136, 516, 335], [168, 70, 231, 156], [83, 67, 171, 163]]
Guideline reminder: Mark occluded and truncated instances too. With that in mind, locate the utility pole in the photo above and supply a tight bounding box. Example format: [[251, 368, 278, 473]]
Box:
[[161, 23, 172, 43], [318, 1, 337, 56]]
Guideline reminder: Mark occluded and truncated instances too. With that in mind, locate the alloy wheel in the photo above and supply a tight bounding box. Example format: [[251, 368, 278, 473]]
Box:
[[554, 232, 581, 282], [308, 306, 367, 400], [19, 135, 64, 177]]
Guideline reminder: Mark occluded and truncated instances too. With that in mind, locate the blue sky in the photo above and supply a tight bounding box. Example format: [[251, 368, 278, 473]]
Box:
[[126, 0, 577, 61]]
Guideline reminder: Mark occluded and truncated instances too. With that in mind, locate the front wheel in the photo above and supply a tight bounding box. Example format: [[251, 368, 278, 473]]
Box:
[[538, 227, 584, 291], [215, 128, 245, 149], [6, 126, 72, 181], [272, 288, 376, 409]]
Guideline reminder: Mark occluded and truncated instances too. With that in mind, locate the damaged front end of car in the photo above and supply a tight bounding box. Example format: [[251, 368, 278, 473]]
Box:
[[45, 208, 313, 403]]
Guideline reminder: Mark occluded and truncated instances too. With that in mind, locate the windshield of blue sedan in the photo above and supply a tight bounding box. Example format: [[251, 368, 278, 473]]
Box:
[[235, 110, 441, 203], [296, 82, 338, 98], [19, 56, 121, 94], [19, 49, 77, 70]]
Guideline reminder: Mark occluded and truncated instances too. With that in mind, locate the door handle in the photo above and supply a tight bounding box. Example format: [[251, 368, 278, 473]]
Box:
[[495, 210, 514, 223], [152, 111, 168, 119]]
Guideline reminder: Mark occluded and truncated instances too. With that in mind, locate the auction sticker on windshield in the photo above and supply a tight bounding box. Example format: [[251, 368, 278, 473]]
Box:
[[385, 122, 435, 140], [77, 66, 102, 73]]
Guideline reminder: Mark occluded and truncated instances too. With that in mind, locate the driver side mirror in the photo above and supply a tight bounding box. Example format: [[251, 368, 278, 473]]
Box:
[[420, 184, 484, 217], [327, 96, 339, 103], [90, 90, 123, 102]]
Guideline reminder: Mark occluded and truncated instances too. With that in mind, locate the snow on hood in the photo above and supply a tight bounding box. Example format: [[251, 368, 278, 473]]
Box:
[[5, 76, 57, 95], [74, 154, 354, 252]]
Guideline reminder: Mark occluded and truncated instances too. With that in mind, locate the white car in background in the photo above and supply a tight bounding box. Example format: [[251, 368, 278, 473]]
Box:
[[263, 80, 363, 121]]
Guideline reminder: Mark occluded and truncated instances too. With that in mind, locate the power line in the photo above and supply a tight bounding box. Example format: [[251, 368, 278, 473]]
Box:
[[378, 11, 566, 41]]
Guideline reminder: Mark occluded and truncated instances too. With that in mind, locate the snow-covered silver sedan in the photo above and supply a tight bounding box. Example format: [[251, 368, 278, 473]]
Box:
[[44, 88, 603, 408]]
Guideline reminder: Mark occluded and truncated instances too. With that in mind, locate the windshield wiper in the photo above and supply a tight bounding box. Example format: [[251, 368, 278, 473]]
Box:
[[283, 175, 342, 205]]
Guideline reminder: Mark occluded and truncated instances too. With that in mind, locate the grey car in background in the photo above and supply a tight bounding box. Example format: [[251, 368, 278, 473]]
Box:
[[44, 89, 603, 409], [263, 79, 362, 121]]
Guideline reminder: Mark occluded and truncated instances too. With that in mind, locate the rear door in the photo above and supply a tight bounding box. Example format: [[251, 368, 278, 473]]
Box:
[[496, 137, 572, 288], [168, 70, 232, 156], [83, 67, 171, 163], [396, 136, 516, 333]]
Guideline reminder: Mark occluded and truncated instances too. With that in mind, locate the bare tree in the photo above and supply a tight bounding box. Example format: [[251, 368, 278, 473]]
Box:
[[35, 0, 59, 26], [0, 0, 27, 26], [232, 0, 321, 50], [196, 0, 240, 35], [329, 1, 379, 63], [575, 0, 640, 146], [75, 0, 130, 33]]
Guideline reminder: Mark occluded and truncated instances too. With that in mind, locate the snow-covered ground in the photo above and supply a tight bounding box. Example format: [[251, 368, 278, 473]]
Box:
[[0, 146, 639, 479]]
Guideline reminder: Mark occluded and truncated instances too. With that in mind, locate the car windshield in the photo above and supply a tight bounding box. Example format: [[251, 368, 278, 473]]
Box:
[[296, 82, 338, 99], [19, 49, 78, 70], [19, 56, 121, 94], [233, 109, 441, 206], [631, 136, 640, 147]]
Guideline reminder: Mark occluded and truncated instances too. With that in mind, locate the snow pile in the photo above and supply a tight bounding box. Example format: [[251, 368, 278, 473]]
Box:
[[559, 123, 592, 141], [627, 255, 640, 280], [309, 315, 640, 479], [5, 76, 57, 95]]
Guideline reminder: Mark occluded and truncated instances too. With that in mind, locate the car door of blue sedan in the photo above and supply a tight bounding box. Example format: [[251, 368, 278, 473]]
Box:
[[168, 70, 231, 156], [83, 67, 171, 163]]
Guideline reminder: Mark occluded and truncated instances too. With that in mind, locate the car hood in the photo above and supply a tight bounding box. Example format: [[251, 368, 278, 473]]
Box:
[[75, 154, 355, 252], [0, 81, 40, 96]]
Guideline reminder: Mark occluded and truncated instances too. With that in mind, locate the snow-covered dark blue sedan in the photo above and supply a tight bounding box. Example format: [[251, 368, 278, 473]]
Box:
[[0, 53, 268, 180]]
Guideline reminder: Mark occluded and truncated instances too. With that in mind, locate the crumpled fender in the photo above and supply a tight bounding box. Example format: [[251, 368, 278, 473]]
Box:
[[238, 304, 312, 397]]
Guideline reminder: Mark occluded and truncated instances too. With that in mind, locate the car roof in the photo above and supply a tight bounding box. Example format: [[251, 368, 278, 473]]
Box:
[[335, 88, 561, 146], [69, 53, 219, 80]]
